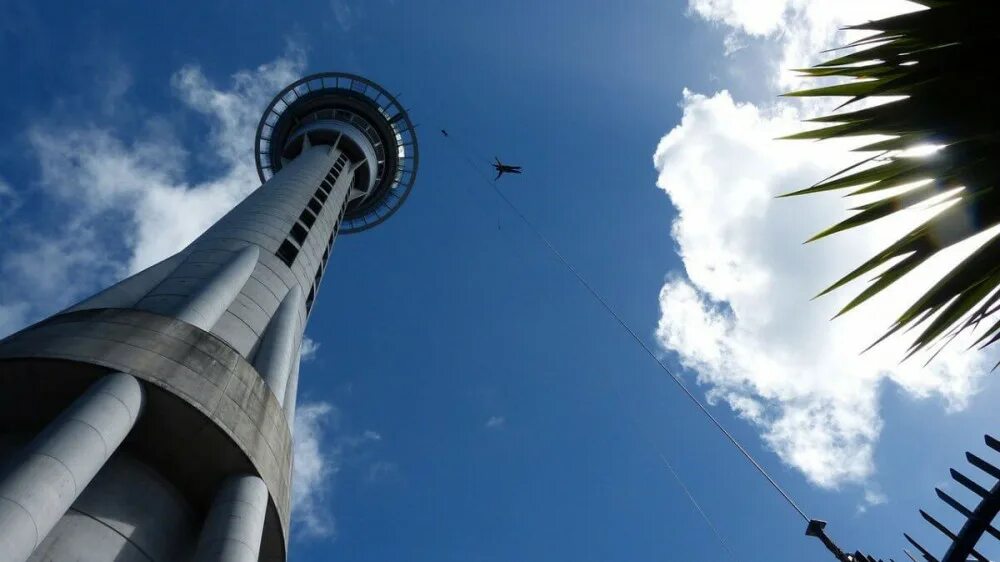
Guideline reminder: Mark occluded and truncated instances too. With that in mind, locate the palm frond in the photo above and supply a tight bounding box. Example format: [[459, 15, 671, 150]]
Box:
[[785, 0, 1000, 357]]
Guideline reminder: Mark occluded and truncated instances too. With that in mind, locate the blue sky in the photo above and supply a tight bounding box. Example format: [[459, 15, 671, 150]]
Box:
[[1, 0, 998, 560]]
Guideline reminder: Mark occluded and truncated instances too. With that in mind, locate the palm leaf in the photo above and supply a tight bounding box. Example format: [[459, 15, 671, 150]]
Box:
[[784, 0, 1000, 358], [785, 0, 1000, 356]]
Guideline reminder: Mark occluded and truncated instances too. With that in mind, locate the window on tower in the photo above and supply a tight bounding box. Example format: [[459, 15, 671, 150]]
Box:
[[305, 285, 316, 313], [290, 223, 308, 245], [276, 240, 299, 267], [273, 155, 349, 268]]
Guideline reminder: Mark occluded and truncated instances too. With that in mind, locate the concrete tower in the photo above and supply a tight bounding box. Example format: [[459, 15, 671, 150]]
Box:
[[0, 72, 419, 562]]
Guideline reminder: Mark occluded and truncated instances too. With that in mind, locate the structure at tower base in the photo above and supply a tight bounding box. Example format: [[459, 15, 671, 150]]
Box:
[[0, 72, 418, 562], [806, 434, 1000, 562]]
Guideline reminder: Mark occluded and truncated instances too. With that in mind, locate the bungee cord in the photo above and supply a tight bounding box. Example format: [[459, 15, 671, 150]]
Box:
[[440, 131, 812, 527], [658, 453, 738, 560]]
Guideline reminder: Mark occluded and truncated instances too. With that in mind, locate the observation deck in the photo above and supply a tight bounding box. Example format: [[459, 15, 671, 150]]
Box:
[[254, 72, 419, 233]]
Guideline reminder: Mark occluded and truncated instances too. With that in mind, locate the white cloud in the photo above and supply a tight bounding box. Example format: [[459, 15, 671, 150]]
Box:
[[721, 34, 748, 57], [365, 460, 397, 483], [485, 416, 505, 429], [858, 488, 887, 514], [0, 177, 31, 337], [689, 0, 921, 91], [689, 0, 789, 36], [654, 89, 989, 489], [0, 302, 29, 338], [1, 222, 123, 334], [300, 336, 320, 362], [0, 177, 19, 224], [0, 49, 305, 335], [293, 401, 339, 539], [653, 3, 991, 493], [331, 0, 357, 31], [292, 401, 385, 540]]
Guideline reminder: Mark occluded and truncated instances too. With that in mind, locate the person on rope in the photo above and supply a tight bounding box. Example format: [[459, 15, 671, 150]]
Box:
[[492, 157, 522, 180]]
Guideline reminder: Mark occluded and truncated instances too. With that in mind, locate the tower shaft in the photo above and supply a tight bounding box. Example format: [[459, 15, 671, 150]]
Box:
[[0, 71, 418, 562], [0, 141, 359, 562]]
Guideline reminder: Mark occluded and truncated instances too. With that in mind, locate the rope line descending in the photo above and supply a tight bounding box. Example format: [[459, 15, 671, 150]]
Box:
[[658, 453, 738, 560], [603, 332, 737, 559], [442, 132, 811, 524]]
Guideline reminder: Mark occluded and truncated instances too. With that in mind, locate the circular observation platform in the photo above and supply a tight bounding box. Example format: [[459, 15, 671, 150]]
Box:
[[254, 72, 419, 234]]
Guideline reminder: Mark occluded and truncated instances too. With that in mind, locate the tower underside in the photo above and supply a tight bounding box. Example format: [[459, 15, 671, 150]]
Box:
[[0, 73, 418, 562]]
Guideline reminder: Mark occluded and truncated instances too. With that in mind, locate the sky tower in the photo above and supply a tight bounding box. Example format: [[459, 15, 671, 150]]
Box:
[[0, 72, 419, 562]]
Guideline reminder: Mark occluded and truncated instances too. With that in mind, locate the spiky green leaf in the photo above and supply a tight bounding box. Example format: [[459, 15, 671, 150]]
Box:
[[785, 0, 1000, 358]]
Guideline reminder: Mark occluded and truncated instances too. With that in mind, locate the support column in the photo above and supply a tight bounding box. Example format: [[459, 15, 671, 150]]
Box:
[[194, 474, 269, 562], [254, 286, 303, 403], [0, 372, 145, 562], [174, 245, 260, 331], [283, 358, 301, 428]]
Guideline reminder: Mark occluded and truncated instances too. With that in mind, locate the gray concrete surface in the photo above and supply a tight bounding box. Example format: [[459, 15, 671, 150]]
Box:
[[27, 452, 198, 561], [142, 245, 261, 332], [0, 83, 386, 561], [0, 373, 144, 562], [193, 475, 269, 562], [283, 358, 301, 429], [254, 286, 303, 404], [0, 308, 294, 542]]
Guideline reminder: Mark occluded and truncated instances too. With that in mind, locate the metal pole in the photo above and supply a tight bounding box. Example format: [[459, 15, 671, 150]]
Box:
[[806, 519, 853, 562], [0, 372, 145, 562]]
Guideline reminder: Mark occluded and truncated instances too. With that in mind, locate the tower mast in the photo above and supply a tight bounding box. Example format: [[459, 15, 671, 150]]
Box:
[[0, 72, 418, 562]]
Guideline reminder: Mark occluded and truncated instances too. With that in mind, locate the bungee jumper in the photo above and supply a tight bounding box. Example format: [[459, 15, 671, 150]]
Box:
[[492, 157, 522, 180]]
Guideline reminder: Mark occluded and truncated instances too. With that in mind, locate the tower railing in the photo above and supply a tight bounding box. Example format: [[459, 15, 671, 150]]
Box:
[[254, 72, 419, 233]]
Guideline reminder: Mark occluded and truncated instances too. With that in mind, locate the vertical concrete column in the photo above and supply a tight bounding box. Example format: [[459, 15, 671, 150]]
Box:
[[66, 251, 186, 313], [283, 358, 302, 428], [194, 474, 269, 562], [253, 286, 303, 403], [175, 245, 260, 331], [0, 372, 145, 562]]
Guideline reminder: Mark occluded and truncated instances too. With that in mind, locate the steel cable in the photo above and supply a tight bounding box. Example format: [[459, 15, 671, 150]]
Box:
[[441, 132, 811, 525]]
